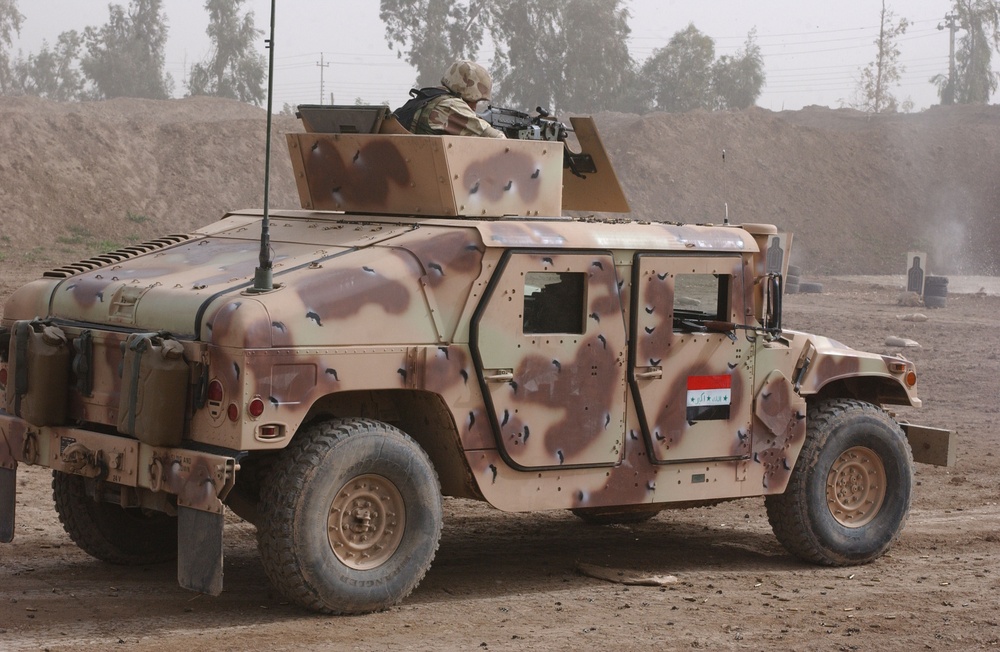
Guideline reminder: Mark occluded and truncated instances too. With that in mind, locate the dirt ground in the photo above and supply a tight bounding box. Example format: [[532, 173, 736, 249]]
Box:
[[1, 266, 998, 651], [1, 97, 999, 649]]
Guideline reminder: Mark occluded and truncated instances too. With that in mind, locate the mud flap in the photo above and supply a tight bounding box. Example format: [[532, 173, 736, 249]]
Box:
[[0, 467, 14, 543], [177, 505, 224, 596]]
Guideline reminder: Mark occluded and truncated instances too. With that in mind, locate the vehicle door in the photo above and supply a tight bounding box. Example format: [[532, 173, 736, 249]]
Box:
[[629, 254, 754, 463], [472, 250, 627, 469]]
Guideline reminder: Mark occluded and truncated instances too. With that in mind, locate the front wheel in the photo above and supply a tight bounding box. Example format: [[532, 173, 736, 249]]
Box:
[[257, 418, 443, 614], [765, 399, 913, 565]]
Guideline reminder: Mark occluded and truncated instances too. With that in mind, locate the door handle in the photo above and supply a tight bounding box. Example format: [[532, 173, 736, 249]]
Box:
[[634, 367, 662, 380], [484, 370, 514, 382]]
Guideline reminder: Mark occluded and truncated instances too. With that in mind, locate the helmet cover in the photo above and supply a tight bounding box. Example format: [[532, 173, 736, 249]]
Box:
[[441, 60, 492, 103]]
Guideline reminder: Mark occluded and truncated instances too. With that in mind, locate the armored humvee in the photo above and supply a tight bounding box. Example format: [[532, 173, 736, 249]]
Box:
[[0, 106, 952, 614]]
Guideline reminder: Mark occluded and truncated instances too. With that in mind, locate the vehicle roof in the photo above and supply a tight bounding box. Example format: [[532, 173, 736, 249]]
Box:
[[224, 209, 760, 254]]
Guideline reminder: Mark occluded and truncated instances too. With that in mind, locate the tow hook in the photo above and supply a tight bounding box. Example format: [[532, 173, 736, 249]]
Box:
[[60, 443, 108, 480]]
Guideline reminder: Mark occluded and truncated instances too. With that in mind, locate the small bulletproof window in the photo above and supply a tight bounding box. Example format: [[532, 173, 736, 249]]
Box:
[[673, 273, 729, 329], [523, 272, 586, 334]]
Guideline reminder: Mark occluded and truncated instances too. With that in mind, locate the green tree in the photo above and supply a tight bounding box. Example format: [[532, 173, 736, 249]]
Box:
[[187, 0, 265, 105], [559, 0, 637, 112], [0, 0, 24, 94], [379, 0, 485, 88], [933, 0, 1000, 104], [81, 0, 173, 100], [486, 2, 563, 110], [379, 0, 638, 113], [855, 2, 909, 113], [642, 23, 716, 112], [711, 28, 765, 110], [488, 0, 638, 113], [11, 30, 85, 100], [955, 0, 1000, 103]]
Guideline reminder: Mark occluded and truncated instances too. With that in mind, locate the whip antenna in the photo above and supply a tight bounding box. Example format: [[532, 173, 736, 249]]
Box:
[[251, 0, 277, 292], [722, 149, 729, 225]]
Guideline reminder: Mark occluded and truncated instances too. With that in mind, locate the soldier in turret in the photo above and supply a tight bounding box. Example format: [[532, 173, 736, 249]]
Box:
[[393, 60, 506, 138]]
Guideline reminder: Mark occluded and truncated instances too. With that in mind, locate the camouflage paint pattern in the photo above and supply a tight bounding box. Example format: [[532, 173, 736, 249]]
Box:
[[287, 133, 554, 217], [0, 416, 235, 514], [0, 129, 927, 522], [1, 213, 922, 515], [474, 251, 628, 469]]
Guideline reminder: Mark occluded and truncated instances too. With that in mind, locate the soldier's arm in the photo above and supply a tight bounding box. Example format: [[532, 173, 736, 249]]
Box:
[[432, 98, 506, 138]]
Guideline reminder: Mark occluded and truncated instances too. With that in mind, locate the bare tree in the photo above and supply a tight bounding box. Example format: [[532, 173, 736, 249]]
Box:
[[856, 1, 909, 113]]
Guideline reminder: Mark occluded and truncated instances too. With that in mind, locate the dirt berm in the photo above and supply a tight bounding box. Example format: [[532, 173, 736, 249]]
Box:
[[1, 96, 1000, 650], [1, 96, 998, 276]]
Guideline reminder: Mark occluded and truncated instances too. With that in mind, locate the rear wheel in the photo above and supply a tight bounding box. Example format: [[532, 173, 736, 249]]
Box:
[[765, 399, 913, 565], [52, 471, 177, 565], [257, 418, 442, 614]]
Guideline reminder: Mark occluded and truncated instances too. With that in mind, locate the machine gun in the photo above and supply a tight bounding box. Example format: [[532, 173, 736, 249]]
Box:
[[478, 105, 570, 142], [479, 105, 596, 178]]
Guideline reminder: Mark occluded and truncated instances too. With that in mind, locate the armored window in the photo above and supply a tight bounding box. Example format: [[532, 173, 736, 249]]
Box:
[[673, 273, 729, 328], [522, 272, 586, 334]]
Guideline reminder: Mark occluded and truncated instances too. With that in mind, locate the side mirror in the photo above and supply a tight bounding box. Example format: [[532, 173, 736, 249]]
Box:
[[763, 274, 783, 333]]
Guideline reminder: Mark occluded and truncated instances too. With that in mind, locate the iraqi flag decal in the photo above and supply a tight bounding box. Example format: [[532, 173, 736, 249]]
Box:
[[686, 374, 732, 421]]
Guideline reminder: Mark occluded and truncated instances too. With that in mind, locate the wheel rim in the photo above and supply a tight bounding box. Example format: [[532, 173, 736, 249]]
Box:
[[826, 446, 886, 528], [327, 474, 405, 570]]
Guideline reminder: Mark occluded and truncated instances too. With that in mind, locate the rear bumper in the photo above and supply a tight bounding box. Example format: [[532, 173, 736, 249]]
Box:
[[1, 411, 239, 595], [0, 410, 238, 518]]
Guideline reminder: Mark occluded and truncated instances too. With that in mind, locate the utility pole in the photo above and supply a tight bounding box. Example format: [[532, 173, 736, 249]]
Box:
[[316, 52, 330, 105], [938, 12, 961, 105]]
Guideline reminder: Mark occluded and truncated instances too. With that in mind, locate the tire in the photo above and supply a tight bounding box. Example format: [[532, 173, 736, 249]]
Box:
[[257, 418, 443, 614], [785, 282, 799, 295], [799, 281, 824, 294], [787, 265, 802, 277], [764, 399, 913, 566], [923, 295, 947, 309], [571, 506, 662, 526], [923, 276, 948, 304], [52, 471, 178, 565], [923, 275, 949, 289], [785, 274, 801, 286]]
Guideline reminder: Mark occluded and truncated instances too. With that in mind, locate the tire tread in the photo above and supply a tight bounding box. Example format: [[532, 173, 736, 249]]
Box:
[[52, 471, 177, 565], [257, 418, 441, 614], [765, 399, 913, 566]]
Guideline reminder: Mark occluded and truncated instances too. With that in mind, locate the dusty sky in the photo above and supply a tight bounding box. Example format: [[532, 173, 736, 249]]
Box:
[[13, 1, 968, 112]]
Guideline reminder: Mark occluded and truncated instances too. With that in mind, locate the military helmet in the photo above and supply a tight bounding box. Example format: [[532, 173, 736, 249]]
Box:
[[441, 60, 492, 103]]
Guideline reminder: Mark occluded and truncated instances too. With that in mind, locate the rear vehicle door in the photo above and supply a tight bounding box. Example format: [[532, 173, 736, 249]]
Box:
[[471, 250, 627, 470]]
